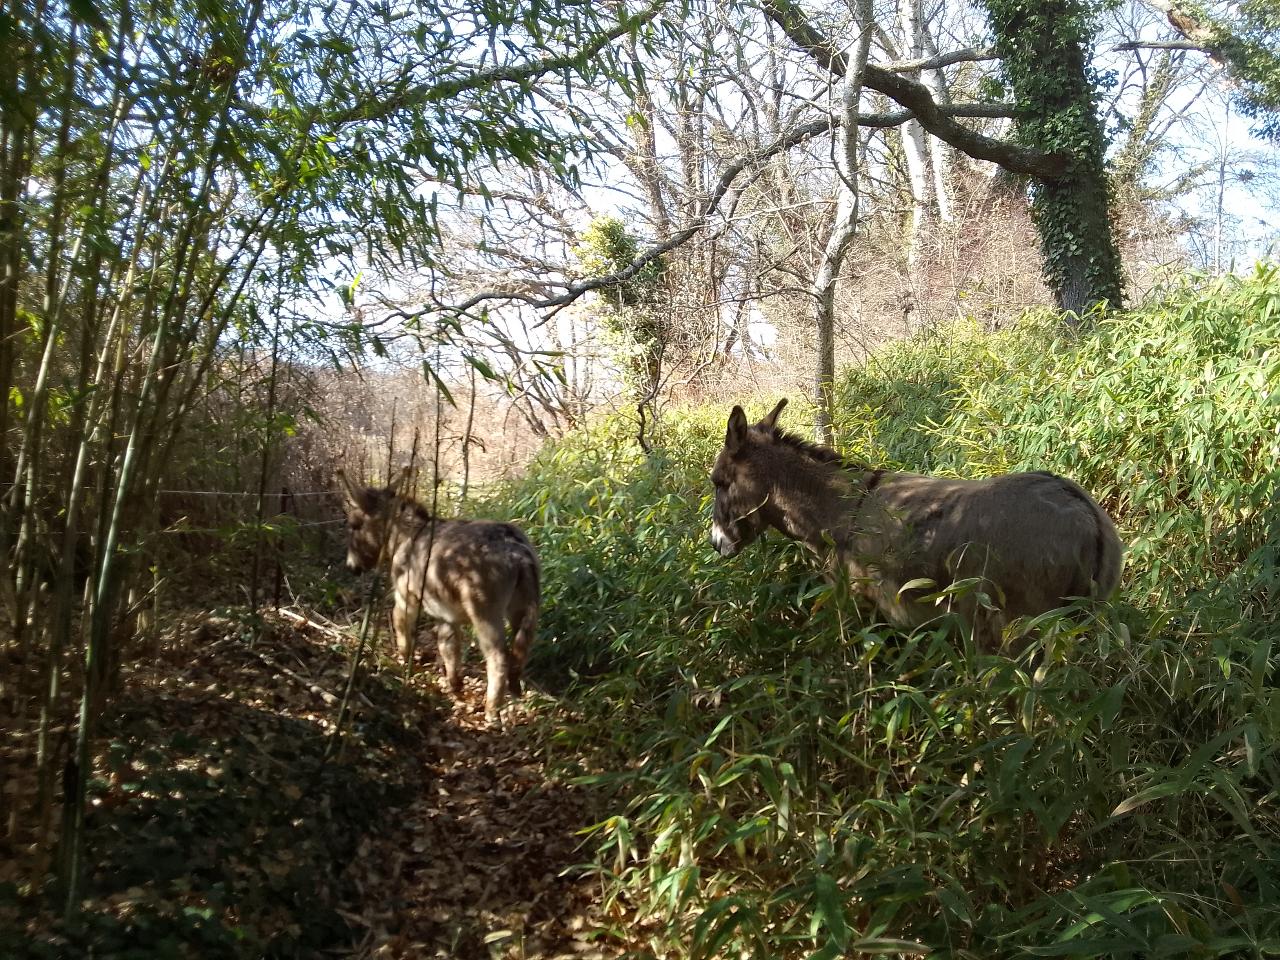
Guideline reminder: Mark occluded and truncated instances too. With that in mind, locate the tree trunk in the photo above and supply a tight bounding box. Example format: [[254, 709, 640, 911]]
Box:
[[626, 33, 672, 240], [813, 0, 874, 445], [983, 0, 1126, 316], [919, 26, 956, 224]]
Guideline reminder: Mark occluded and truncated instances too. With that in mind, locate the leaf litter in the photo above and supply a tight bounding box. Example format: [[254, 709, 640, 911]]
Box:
[[2, 608, 626, 959]]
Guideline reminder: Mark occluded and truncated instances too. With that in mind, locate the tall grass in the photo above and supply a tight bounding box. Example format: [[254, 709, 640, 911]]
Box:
[[498, 266, 1280, 959]]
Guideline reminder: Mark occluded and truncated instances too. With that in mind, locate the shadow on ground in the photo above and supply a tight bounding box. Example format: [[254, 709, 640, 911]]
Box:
[[3, 614, 610, 959]]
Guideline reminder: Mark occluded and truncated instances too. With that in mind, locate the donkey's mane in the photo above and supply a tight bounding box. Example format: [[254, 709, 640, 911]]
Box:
[[763, 426, 869, 472], [355, 485, 438, 524], [395, 494, 438, 525]]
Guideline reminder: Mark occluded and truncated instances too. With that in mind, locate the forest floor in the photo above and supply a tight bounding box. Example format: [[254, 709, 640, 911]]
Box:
[[1, 607, 628, 959]]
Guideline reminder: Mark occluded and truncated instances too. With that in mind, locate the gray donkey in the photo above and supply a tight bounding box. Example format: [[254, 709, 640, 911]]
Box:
[[710, 400, 1122, 646], [338, 469, 540, 721]]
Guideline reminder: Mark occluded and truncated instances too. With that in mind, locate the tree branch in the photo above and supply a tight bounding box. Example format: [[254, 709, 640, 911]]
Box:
[[761, 0, 1072, 179], [1112, 39, 1207, 52], [1135, 0, 1239, 74], [252, 1, 669, 127], [881, 46, 999, 72], [465, 116, 838, 315], [407, 97, 1016, 321]]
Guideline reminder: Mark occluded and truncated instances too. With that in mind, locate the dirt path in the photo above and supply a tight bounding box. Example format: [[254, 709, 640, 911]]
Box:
[[339, 673, 621, 959], [2, 612, 624, 959]]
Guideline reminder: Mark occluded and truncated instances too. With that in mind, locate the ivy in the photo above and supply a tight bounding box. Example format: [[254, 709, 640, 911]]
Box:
[[982, 0, 1125, 314], [574, 216, 666, 314], [574, 216, 669, 398]]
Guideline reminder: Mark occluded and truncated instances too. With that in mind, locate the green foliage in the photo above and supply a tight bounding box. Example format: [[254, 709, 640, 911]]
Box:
[[1209, 0, 1280, 142], [840, 266, 1280, 620], [493, 266, 1280, 958], [981, 0, 1125, 312], [574, 216, 669, 395]]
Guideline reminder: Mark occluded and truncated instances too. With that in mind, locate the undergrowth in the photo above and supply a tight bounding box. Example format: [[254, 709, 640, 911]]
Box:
[[498, 265, 1280, 958], [2, 613, 440, 958]]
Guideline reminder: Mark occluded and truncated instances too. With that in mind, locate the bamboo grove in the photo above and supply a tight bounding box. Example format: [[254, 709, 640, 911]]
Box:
[[0, 0, 656, 915]]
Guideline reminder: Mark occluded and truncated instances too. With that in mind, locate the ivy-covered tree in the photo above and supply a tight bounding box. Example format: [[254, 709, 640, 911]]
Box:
[[574, 216, 668, 436], [983, 0, 1126, 316]]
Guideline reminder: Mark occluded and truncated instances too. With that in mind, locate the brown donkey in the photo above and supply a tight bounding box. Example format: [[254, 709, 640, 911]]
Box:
[[338, 470, 540, 721], [710, 400, 1122, 646]]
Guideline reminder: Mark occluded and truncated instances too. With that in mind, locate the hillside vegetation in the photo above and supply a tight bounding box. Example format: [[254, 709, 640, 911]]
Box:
[[497, 266, 1280, 958]]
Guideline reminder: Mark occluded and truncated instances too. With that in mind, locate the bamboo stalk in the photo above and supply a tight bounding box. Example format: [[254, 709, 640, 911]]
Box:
[[61, 0, 269, 915]]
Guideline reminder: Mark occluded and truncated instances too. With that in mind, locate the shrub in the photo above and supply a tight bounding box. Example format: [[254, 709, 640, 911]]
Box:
[[492, 265, 1280, 959]]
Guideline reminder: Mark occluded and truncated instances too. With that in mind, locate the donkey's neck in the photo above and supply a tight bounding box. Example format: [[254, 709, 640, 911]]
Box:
[[386, 497, 441, 554], [762, 448, 862, 551]]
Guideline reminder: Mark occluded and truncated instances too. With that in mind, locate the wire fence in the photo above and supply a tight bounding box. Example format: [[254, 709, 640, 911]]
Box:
[[0, 479, 347, 541], [0, 481, 338, 498]]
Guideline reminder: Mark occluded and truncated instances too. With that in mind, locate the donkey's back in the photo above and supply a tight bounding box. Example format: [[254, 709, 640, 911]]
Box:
[[403, 517, 540, 630], [852, 469, 1122, 639], [393, 516, 541, 718]]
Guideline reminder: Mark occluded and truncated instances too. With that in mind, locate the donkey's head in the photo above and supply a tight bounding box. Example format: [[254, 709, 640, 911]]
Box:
[[709, 399, 788, 557], [336, 468, 407, 572]]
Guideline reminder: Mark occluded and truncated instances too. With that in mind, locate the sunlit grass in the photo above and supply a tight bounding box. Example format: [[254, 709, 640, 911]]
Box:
[[493, 265, 1280, 959]]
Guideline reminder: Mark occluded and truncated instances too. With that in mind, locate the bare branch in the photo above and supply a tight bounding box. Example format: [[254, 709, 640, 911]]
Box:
[[401, 98, 1015, 322], [486, 116, 834, 312], [880, 46, 998, 72], [1135, 0, 1239, 76], [243, 1, 669, 127], [1113, 39, 1210, 53], [761, 0, 1072, 179]]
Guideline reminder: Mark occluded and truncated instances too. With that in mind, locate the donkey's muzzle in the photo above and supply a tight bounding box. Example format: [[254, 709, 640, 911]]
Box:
[[710, 522, 738, 557]]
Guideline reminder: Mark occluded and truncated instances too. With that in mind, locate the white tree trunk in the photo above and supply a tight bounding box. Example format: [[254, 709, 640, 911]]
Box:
[[897, 0, 934, 334], [897, 0, 933, 256], [812, 0, 874, 445], [928, 134, 954, 225], [902, 119, 932, 252], [919, 27, 955, 224]]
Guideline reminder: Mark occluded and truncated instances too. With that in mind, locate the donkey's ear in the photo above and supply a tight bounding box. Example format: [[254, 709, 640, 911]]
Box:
[[388, 465, 412, 495], [335, 468, 359, 505], [760, 398, 788, 429], [725, 405, 749, 453]]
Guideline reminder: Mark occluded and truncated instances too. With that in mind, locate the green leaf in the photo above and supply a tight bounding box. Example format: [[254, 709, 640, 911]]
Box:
[[465, 354, 499, 381], [68, 0, 107, 28], [811, 872, 849, 950]]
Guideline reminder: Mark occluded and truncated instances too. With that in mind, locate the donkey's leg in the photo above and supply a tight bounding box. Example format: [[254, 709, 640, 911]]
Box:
[[506, 614, 524, 697], [472, 615, 510, 724], [435, 622, 464, 697], [392, 592, 419, 663], [972, 606, 1008, 652], [506, 598, 537, 697]]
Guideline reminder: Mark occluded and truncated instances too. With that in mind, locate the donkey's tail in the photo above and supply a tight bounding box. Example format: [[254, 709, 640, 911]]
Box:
[[1091, 504, 1124, 599]]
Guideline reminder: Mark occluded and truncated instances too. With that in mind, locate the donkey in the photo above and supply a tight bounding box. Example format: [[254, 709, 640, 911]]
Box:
[[337, 469, 540, 722], [709, 400, 1122, 647]]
